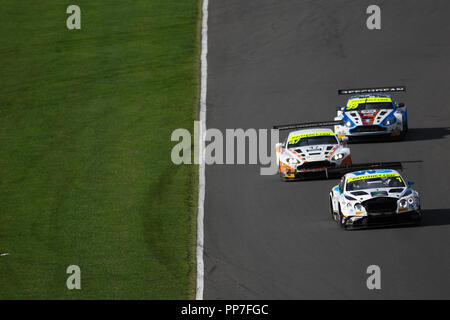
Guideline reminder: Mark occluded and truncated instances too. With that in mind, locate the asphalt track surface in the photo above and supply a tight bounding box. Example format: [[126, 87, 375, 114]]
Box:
[[204, 0, 450, 299]]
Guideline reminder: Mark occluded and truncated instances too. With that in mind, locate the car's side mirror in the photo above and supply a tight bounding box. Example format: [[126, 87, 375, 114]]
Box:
[[336, 106, 343, 111], [398, 102, 405, 108], [407, 180, 414, 187], [339, 136, 349, 143]]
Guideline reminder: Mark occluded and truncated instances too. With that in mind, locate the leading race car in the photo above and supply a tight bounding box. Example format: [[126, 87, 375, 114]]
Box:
[[329, 169, 421, 229], [333, 86, 408, 139], [275, 128, 352, 181]]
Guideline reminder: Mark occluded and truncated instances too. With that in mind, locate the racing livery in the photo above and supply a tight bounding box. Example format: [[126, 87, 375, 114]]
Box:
[[276, 128, 352, 181], [334, 88, 408, 139], [329, 169, 421, 229]]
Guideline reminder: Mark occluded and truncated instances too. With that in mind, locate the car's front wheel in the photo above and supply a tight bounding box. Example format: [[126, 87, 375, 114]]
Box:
[[337, 205, 346, 229], [400, 119, 408, 139], [415, 206, 422, 226], [329, 197, 335, 220], [279, 170, 288, 182]]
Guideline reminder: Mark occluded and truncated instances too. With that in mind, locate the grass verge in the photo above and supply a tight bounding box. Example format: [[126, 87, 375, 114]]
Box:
[[0, 0, 200, 299]]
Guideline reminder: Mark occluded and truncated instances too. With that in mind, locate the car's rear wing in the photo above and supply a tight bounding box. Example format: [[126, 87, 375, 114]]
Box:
[[325, 161, 403, 178], [338, 86, 406, 95], [273, 120, 343, 131]]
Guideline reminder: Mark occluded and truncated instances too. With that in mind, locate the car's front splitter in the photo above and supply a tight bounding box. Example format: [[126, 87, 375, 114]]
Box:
[[336, 126, 402, 138], [344, 211, 421, 230]]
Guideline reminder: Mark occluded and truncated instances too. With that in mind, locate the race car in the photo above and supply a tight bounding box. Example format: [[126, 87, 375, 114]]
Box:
[[333, 86, 408, 139], [275, 127, 352, 181], [329, 169, 421, 229]]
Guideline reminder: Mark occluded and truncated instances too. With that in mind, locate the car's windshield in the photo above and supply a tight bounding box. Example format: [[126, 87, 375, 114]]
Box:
[[287, 135, 338, 148], [346, 175, 405, 191], [346, 102, 394, 111]]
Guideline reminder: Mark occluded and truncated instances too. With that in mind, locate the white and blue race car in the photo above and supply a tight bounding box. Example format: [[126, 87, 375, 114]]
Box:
[[334, 87, 408, 139], [329, 169, 421, 229]]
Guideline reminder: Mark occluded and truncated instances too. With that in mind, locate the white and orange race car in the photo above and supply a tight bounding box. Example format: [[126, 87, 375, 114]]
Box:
[[275, 127, 352, 181]]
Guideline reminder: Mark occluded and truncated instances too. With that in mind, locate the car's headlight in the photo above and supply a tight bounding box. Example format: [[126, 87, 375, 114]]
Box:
[[345, 121, 353, 127], [407, 197, 414, 204], [332, 153, 344, 161], [399, 199, 408, 208], [354, 203, 364, 211], [287, 158, 300, 165], [347, 203, 352, 209], [383, 117, 396, 126]]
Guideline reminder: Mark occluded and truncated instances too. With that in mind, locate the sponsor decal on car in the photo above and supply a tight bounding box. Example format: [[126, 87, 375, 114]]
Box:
[[347, 173, 403, 182], [346, 97, 393, 110], [288, 131, 335, 144]]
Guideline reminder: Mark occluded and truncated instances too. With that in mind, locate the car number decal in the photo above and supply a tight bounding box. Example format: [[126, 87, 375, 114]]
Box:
[[346, 97, 392, 110], [347, 173, 403, 182]]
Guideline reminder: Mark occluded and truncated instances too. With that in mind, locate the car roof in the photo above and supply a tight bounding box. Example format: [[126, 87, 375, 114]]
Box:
[[344, 169, 401, 179], [287, 128, 335, 137]]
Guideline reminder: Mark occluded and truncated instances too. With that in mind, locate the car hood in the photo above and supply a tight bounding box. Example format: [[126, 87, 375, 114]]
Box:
[[345, 109, 393, 126], [288, 144, 339, 161], [344, 187, 411, 202]]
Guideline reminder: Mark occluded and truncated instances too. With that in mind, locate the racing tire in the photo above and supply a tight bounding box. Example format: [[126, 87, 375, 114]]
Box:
[[329, 197, 336, 220], [279, 171, 290, 182], [337, 205, 346, 229], [400, 120, 408, 140], [414, 206, 422, 226]]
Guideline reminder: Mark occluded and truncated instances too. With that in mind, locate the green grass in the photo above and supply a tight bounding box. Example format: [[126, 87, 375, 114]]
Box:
[[0, 0, 200, 299]]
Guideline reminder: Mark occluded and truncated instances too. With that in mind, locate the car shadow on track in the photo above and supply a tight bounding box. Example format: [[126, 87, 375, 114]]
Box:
[[421, 209, 450, 227], [347, 127, 450, 144], [405, 127, 450, 142], [339, 209, 450, 231]]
